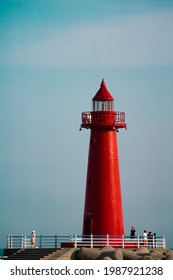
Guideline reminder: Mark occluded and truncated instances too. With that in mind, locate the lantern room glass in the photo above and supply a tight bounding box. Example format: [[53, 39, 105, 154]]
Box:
[[93, 100, 114, 111]]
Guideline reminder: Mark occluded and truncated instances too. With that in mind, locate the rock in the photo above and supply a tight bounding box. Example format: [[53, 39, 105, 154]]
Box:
[[163, 250, 173, 258], [101, 246, 114, 252], [150, 252, 163, 260], [162, 250, 172, 260], [114, 249, 124, 260], [70, 249, 80, 260], [75, 247, 172, 261], [121, 249, 142, 260], [98, 249, 123, 260], [143, 255, 153, 260], [135, 247, 150, 256], [78, 247, 100, 260], [166, 253, 173, 260]]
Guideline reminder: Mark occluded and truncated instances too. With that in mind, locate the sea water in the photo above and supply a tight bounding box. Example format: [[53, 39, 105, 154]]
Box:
[[0, 248, 4, 258]]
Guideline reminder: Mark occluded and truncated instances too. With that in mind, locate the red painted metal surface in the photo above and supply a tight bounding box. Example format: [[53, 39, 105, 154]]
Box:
[[81, 80, 126, 236], [92, 79, 114, 101], [82, 111, 126, 129]]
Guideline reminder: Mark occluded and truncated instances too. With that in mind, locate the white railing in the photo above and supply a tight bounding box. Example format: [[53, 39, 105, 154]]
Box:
[[7, 235, 70, 249], [7, 234, 166, 249], [73, 234, 166, 249]]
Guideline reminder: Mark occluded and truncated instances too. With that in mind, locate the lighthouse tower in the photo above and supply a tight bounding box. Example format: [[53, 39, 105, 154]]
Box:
[[81, 80, 126, 236]]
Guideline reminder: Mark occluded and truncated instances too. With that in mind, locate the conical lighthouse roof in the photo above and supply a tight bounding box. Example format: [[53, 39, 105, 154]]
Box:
[[92, 79, 114, 101]]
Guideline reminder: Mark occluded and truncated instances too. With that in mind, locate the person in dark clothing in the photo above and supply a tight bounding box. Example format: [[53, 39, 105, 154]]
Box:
[[153, 233, 157, 248], [130, 226, 136, 239], [147, 231, 153, 248]]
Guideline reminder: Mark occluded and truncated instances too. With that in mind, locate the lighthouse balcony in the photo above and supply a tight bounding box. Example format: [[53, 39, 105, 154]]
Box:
[[81, 111, 126, 129]]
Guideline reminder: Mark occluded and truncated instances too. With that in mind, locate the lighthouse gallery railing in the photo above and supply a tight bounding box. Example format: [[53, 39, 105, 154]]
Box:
[[7, 234, 166, 249], [82, 111, 126, 126]]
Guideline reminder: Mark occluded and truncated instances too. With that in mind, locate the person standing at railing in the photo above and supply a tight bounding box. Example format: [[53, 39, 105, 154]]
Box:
[[153, 232, 157, 248], [147, 231, 153, 248], [130, 226, 136, 239], [30, 230, 36, 248], [143, 230, 147, 246]]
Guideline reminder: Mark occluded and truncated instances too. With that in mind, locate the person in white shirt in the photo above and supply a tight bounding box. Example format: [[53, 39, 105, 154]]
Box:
[[143, 230, 147, 246], [30, 230, 36, 248]]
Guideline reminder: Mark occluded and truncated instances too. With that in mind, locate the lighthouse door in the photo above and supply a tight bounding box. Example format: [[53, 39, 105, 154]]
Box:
[[83, 218, 93, 235]]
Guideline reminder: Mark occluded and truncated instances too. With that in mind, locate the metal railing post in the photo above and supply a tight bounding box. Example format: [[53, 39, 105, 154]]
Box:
[[20, 235, 23, 248], [91, 233, 93, 248], [7, 234, 9, 249], [106, 234, 109, 246], [21, 234, 26, 248], [7, 234, 10, 249], [24, 234, 26, 248], [55, 234, 57, 248], [155, 237, 157, 249], [162, 235, 166, 249], [74, 234, 77, 248], [9, 234, 12, 249], [152, 235, 154, 249], [137, 234, 140, 248], [39, 235, 42, 248], [122, 235, 124, 248]]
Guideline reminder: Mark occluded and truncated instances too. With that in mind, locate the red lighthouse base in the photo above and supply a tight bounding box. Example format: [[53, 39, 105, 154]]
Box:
[[82, 128, 124, 236]]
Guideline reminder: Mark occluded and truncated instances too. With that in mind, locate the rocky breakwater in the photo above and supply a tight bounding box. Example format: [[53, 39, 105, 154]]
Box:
[[73, 246, 173, 260]]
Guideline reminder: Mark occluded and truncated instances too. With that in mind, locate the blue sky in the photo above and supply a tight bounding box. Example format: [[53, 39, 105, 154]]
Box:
[[0, 0, 173, 248]]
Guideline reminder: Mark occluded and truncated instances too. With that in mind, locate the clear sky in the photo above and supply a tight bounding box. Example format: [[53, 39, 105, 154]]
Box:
[[0, 0, 173, 248]]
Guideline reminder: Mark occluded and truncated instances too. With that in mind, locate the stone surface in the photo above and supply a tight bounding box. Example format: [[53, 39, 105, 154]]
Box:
[[114, 249, 124, 260], [135, 247, 150, 256], [163, 250, 173, 258], [121, 249, 142, 260], [150, 251, 164, 260], [143, 255, 153, 260], [166, 253, 173, 260], [78, 247, 100, 260], [101, 246, 114, 252], [98, 249, 123, 260], [102, 257, 112, 260], [46, 247, 173, 260]]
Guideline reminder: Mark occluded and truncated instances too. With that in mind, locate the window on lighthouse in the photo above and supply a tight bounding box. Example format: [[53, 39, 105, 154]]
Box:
[[93, 100, 114, 111]]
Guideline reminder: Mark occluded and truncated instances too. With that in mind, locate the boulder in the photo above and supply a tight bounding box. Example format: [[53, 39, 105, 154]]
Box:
[[163, 250, 173, 258], [114, 249, 124, 260], [150, 251, 163, 260], [78, 247, 100, 260], [101, 246, 114, 252], [98, 249, 123, 260], [102, 257, 112, 260], [135, 247, 150, 256], [121, 249, 142, 260], [166, 253, 173, 260], [143, 255, 153, 260]]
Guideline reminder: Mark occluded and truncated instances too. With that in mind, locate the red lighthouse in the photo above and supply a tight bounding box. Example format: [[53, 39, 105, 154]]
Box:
[[81, 80, 126, 236]]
